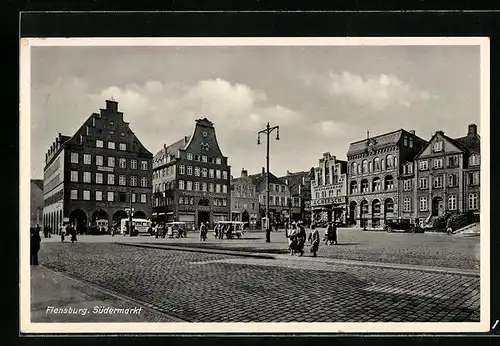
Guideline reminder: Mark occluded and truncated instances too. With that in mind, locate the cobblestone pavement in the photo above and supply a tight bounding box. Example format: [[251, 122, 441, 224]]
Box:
[[36, 242, 480, 323], [49, 227, 479, 271]]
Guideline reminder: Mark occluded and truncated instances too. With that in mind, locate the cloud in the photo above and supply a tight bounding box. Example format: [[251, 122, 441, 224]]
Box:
[[328, 71, 435, 110], [312, 120, 350, 137]]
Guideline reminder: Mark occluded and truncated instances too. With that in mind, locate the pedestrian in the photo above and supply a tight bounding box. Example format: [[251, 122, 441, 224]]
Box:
[[297, 222, 307, 256], [30, 226, 41, 265], [47, 225, 52, 238], [60, 223, 66, 242], [332, 221, 338, 245], [288, 223, 298, 255], [42, 224, 48, 239], [309, 224, 320, 257]]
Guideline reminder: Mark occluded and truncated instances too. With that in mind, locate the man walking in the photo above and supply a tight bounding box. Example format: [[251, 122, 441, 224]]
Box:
[[31, 227, 41, 265]]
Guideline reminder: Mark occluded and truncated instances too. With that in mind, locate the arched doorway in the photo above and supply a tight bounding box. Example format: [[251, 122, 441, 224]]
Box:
[[133, 210, 147, 219], [198, 198, 210, 207], [197, 198, 210, 227], [113, 210, 128, 229], [360, 200, 368, 228], [432, 197, 444, 217], [91, 209, 109, 234], [69, 209, 87, 234], [384, 198, 395, 222], [242, 210, 250, 223], [372, 199, 381, 228], [349, 201, 357, 225]]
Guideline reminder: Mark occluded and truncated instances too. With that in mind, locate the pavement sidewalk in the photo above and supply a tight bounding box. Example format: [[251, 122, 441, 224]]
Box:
[[30, 265, 184, 322]]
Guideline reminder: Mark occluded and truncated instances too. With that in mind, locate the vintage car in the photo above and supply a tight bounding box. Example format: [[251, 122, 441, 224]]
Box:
[[384, 219, 424, 233]]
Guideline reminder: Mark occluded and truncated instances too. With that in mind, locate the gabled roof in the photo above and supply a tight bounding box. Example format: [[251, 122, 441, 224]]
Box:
[[166, 136, 190, 154], [248, 172, 284, 189], [278, 171, 312, 196], [455, 134, 480, 154], [347, 130, 403, 157]]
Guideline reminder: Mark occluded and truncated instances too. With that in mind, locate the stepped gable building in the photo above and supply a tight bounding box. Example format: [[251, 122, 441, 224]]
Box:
[[43, 100, 153, 234], [249, 169, 292, 227], [280, 170, 313, 224], [31, 179, 44, 228], [346, 129, 427, 229], [310, 152, 348, 225], [411, 124, 480, 225], [230, 168, 259, 228], [152, 118, 231, 228]]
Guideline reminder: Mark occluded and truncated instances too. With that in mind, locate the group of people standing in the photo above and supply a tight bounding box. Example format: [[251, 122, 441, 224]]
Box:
[[286, 221, 338, 257], [59, 223, 78, 243]]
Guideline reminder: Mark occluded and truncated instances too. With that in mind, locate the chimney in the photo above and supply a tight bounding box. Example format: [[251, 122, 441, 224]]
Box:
[[287, 170, 291, 175], [184, 136, 189, 144], [409, 130, 415, 135], [106, 99, 118, 112], [241, 168, 248, 177], [262, 167, 265, 175], [436, 130, 444, 136], [468, 124, 477, 136]]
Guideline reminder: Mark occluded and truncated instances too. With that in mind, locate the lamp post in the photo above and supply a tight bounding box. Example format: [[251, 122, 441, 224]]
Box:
[[129, 190, 133, 236], [257, 122, 280, 243]]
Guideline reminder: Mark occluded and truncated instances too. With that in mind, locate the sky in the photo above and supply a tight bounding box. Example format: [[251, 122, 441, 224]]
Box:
[[30, 44, 481, 179]]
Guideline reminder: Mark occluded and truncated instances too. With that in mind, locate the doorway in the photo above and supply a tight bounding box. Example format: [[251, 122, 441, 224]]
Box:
[[197, 211, 210, 228], [432, 197, 444, 217]]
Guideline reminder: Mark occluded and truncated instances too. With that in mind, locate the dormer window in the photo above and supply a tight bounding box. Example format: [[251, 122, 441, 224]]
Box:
[[469, 154, 480, 166], [433, 141, 443, 152]]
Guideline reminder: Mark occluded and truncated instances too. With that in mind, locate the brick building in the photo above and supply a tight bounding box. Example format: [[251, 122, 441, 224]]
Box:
[[346, 129, 427, 229], [43, 100, 153, 234], [281, 170, 313, 224], [230, 169, 259, 228], [410, 124, 480, 225], [310, 152, 348, 225], [152, 118, 231, 228], [30, 179, 44, 228]]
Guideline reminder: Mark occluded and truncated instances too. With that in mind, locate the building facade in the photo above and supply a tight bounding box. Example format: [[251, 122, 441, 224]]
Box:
[[230, 169, 259, 228], [411, 124, 480, 225], [281, 170, 313, 224], [346, 129, 427, 229], [152, 118, 231, 228], [310, 152, 348, 225], [31, 179, 44, 228], [43, 100, 153, 234]]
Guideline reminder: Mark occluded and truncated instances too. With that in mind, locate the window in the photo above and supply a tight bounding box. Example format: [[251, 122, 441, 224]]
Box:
[[222, 185, 228, 193], [96, 173, 103, 184], [433, 141, 443, 152], [469, 154, 480, 166], [179, 180, 185, 190], [202, 155, 207, 163], [108, 141, 115, 149], [131, 160, 137, 169], [118, 157, 127, 168], [404, 198, 411, 212], [433, 175, 443, 188], [216, 170, 221, 179], [130, 176, 137, 186], [419, 177, 428, 189], [448, 174, 457, 187], [194, 182, 200, 191], [194, 167, 200, 176], [385, 176, 394, 190], [223, 199, 227, 207], [202, 168, 207, 177], [108, 174, 115, 185], [209, 169, 214, 178], [107, 192, 114, 202], [361, 180, 369, 193], [469, 193, 478, 210], [419, 160, 428, 171], [448, 155, 459, 167], [96, 155, 104, 166], [216, 157, 222, 165], [403, 135, 408, 146], [108, 157, 115, 167], [119, 143, 126, 151], [350, 181, 358, 194], [419, 197, 428, 211], [96, 140, 103, 148], [448, 195, 457, 210], [372, 178, 381, 191], [140, 194, 147, 203], [95, 191, 102, 201], [83, 154, 91, 165], [141, 177, 147, 187], [468, 172, 480, 186], [202, 182, 207, 192], [362, 160, 368, 174], [409, 137, 414, 148], [215, 184, 221, 193], [141, 161, 148, 170], [71, 152, 79, 163], [223, 171, 228, 180], [83, 172, 91, 183], [386, 155, 394, 169], [187, 181, 192, 191], [179, 165, 185, 174], [119, 175, 126, 186], [351, 163, 357, 176], [70, 190, 78, 200], [187, 166, 193, 175], [187, 153, 193, 160], [209, 183, 214, 192], [374, 158, 381, 171], [119, 192, 127, 202], [70, 171, 78, 182], [132, 193, 136, 203], [179, 196, 184, 205], [83, 190, 90, 201], [403, 179, 412, 191], [405, 163, 413, 174], [433, 158, 443, 169]]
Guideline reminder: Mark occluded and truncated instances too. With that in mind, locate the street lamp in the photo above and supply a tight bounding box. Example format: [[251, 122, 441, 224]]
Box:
[[129, 189, 133, 236], [257, 122, 280, 243]]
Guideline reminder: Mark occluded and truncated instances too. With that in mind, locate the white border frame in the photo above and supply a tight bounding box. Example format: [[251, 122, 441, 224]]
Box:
[[20, 37, 490, 334]]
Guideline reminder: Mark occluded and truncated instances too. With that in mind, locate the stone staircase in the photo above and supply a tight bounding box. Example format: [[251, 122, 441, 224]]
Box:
[[453, 223, 480, 236]]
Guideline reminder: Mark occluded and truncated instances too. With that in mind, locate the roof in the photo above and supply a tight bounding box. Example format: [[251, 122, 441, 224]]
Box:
[[347, 130, 404, 157], [31, 179, 44, 190], [278, 171, 312, 196], [248, 172, 285, 189], [166, 136, 190, 154], [455, 134, 480, 154]]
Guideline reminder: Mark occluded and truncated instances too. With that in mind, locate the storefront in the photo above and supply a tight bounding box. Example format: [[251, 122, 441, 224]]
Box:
[[311, 196, 347, 225]]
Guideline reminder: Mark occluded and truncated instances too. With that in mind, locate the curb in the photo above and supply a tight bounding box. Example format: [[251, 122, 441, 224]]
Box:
[[117, 242, 479, 278]]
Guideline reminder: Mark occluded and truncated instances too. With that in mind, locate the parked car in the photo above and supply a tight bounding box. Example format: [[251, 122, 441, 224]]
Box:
[[385, 219, 424, 233]]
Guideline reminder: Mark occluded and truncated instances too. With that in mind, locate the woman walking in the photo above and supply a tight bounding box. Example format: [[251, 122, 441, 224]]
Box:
[[310, 224, 320, 257]]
